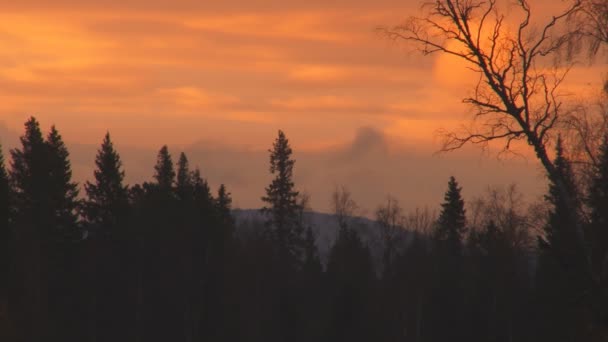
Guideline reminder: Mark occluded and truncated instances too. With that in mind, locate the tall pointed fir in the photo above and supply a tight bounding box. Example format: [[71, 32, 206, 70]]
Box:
[[176, 152, 193, 201], [586, 134, 608, 327], [434, 176, 466, 255], [539, 137, 581, 267], [46, 126, 80, 240], [10, 117, 48, 235], [588, 134, 608, 276], [8, 117, 49, 341], [84, 132, 129, 238], [535, 137, 586, 341], [216, 184, 234, 236], [261, 130, 303, 263], [154, 145, 175, 192], [9, 118, 82, 340], [429, 176, 468, 342]]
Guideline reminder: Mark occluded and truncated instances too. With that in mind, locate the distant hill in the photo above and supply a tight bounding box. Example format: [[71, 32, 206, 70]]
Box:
[[232, 208, 408, 267]]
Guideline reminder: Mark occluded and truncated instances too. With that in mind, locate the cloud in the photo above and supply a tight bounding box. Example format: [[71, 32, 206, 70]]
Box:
[[0, 0, 594, 212], [156, 87, 240, 109]]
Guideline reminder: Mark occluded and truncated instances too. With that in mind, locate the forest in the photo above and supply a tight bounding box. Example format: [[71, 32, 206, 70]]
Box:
[[0, 115, 606, 341], [1, 0, 608, 341]]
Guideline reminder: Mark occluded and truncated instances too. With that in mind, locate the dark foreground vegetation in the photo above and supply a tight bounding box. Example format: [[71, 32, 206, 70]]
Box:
[[0, 117, 607, 341]]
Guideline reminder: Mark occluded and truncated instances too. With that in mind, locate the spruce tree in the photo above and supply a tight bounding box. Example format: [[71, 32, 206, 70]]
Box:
[[539, 137, 580, 262], [9, 119, 83, 340], [46, 126, 80, 240], [191, 168, 213, 208], [536, 137, 585, 341], [8, 117, 49, 341], [429, 176, 468, 342], [588, 134, 608, 274], [153, 145, 175, 191], [434, 176, 466, 255], [586, 134, 608, 328], [216, 184, 234, 235], [10, 117, 48, 233], [261, 130, 303, 262], [84, 132, 129, 237], [176, 152, 193, 201]]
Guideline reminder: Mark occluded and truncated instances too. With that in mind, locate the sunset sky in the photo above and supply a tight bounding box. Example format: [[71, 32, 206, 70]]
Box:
[[0, 0, 604, 213]]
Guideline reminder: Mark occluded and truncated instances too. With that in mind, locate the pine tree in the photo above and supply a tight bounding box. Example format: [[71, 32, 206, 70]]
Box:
[[46, 126, 80, 240], [8, 117, 49, 341], [587, 134, 608, 274], [191, 168, 213, 209], [434, 176, 466, 255], [261, 130, 303, 262], [10, 117, 48, 233], [216, 184, 234, 234], [153, 145, 175, 191], [176, 152, 193, 201], [539, 137, 580, 262], [84, 132, 129, 237], [9, 119, 83, 340], [535, 137, 586, 341], [429, 176, 468, 342], [585, 134, 608, 329]]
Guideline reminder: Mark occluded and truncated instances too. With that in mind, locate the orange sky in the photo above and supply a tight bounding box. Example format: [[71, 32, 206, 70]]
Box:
[[0, 0, 605, 213]]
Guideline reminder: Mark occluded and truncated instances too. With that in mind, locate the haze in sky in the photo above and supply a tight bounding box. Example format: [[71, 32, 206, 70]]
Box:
[[0, 0, 603, 213]]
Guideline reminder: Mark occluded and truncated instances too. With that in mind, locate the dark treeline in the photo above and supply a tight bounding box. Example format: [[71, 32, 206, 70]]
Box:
[[0, 117, 607, 341]]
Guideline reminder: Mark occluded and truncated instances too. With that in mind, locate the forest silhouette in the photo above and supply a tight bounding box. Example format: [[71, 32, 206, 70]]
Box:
[[0, 116, 607, 341], [1, 0, 608, 340]]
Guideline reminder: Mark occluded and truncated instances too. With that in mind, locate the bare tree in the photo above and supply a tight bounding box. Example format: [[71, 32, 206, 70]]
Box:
[[330, 185, 359, 231], [468, 184, 534, 250], [376, 196, 405, 276], [379, 0, 604, 330], [567, 0, 608, 59], [403, 207, 436, 235], [379, 0, 589, 270], [563, 94, 608, 179], [380, 0, 580, 164]]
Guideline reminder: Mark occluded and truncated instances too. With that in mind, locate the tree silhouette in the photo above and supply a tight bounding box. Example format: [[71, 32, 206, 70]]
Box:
[[84, 132, 129, 237], [429, 176, 468, 342], [539, 138, 582, 266], [536, 137, 588, 341], [261, 130, 303, 264], [586, 134, 608, 327], [216, 184, 234, 234], [9, 117, 49, 341], [83, 132, 131, 342], [434, 176, 466, 255], [154, 145, 175, 191], [11, 118, 49, 235], [45, 126, 80, 240], [8, 119, 85, 341], [176, 152, 193, 201], [375, 196, 404, 279]]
